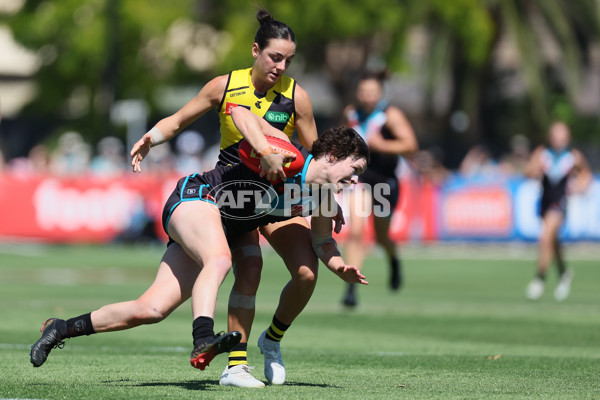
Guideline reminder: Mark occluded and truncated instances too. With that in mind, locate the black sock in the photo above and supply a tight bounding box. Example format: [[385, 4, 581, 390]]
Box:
[[347, 283, 355, 295], [228, 342, 248, 368], [536, 272, 546, 281], [192, 316, 214, 347], [265, 316, 290, 342], [65, 313, 95, 338]]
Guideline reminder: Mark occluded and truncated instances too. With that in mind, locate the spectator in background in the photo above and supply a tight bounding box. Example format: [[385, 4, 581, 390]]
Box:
[[340, 69, 419, 307], [90, 136, 126, 177], [523, 121, 592, 301], [50, 131, 91, 176], [499, 134, 530, 176], [411, 147, 450, 186], [174, 130, 205, 176], [141, 141, 177, 176], [459, 144, 499, 178], [8, 144, 51, 176]]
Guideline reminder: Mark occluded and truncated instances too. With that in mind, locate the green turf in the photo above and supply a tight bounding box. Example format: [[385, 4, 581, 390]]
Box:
[[0, 242, 599, 399]]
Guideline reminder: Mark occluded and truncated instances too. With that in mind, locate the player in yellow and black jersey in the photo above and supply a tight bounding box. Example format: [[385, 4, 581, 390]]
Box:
[[217, 67, 296, 166], [129, 8, 335, 388]]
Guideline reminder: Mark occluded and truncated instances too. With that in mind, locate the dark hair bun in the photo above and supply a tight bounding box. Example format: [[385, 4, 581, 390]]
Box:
[[256, 9, 274, 25]]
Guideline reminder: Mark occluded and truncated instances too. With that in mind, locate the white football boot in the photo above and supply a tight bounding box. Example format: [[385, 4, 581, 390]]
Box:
[[219, 364, 265, 388], [526, 277, 545, 300], [554, 270, 574, 302], [257, 330, 285, 385]]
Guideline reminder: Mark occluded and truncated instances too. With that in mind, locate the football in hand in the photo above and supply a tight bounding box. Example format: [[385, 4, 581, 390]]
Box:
[[239, 136, 305, 183]]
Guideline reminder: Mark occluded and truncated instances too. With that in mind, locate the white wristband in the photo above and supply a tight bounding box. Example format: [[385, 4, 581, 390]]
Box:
[[148, 127, 166, 146]]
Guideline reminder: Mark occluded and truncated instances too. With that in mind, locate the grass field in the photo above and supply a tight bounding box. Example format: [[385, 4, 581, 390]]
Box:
[[0, 242, 599, 399]]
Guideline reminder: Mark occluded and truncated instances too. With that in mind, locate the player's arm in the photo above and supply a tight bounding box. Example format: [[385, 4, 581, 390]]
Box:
[[366, 106, 419, 157], [310, 202, 368, 285], [230, 106, 294, 181], [293, 84, 318, 150], [130, 75, 228, 172], [523, 146, 544, 179], [569, 149, 593, 194]]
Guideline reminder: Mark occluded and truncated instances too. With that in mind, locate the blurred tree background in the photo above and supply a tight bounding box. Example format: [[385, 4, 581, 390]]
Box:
[[0, 0, 599, 168]]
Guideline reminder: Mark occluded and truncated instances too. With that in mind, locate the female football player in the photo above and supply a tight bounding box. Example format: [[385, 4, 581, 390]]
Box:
[[340, 70, 418, 307], [128, 9, 337, 386], [30, 105, 369, 389], [524, 121, 592, 301]]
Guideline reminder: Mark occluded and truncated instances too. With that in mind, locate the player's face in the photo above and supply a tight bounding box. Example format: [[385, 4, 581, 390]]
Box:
[[326, 156, 367, 193], [356, 78, 383, 112], [549, 123, 571, 150], [252, 39, 296, 86]]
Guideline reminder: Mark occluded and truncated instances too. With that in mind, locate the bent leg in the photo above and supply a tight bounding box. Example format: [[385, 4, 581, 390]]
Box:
[[91, 242, 200, 332], [373, 215, 395, 257], [553, 235, 567, 276], [344, 187, 370, 272], [30, 242, 200, 368], [537, 210, 564, 278], [373, 215, 402, 290], [262, 217, 318, 325], [228, 230, 262, 344], [167, 200, 232, 320], [257, 217, 316, 385]]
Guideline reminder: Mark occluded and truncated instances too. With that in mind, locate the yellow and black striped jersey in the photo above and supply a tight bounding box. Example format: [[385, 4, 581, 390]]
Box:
[[217, 67, 296, 166]]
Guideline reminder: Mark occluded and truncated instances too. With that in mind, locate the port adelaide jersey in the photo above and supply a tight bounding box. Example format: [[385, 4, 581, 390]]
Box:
[[217, 67, 297, 166], [163, 145, 321, 242]]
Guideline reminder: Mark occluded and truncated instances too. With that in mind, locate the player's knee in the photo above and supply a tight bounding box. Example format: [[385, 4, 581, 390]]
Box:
[[234, 259, 262, 292], [374, 230, 391, 246], [294, 265, 318, 287], [132, 301, 169, 325], [347, 228, 363, 243], [539, 232, 555, 248], [228, 289, 256, 310], [206, 255, 233, 276]]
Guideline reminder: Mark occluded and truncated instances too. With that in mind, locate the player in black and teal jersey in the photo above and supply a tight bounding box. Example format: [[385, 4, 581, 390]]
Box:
[[30, 108, 370, 387], [524, 121, 592, 301], [340, 70, 419, 307]]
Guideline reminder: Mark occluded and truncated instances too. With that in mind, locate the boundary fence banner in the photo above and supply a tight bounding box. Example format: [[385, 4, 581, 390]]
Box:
[[0, 174, 598, 243]]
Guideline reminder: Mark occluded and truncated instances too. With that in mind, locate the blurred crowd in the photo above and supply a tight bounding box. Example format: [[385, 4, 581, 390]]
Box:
[[404, 133, 533, 184], [0, 130, 221, 178], [0, 129, 555, 183]]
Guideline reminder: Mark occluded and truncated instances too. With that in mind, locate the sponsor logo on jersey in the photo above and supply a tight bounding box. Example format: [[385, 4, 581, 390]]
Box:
[[225, 102, 251, 115], [265, 111, 290, 123]]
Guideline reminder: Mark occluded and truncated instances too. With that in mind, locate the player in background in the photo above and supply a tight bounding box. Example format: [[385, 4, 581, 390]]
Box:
[[523, 121, 592, 301], [340, 70, 418, 307], [30, 107, 369, 387], [128, 9, 342, 386]]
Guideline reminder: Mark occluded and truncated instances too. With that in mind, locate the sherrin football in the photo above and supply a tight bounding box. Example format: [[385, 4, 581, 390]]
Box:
[[239, 136, 305, 183]]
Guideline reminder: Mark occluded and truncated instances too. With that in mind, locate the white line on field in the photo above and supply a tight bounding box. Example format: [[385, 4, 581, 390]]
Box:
[[0, 343, 188, 353]]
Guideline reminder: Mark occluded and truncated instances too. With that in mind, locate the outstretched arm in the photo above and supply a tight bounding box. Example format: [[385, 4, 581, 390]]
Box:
[[366, 106, 419, 157], [569, 149, 593, 194], [129, 75, 227, 172], [310, 207, 368, 285], [523, 146, 544, 179]]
